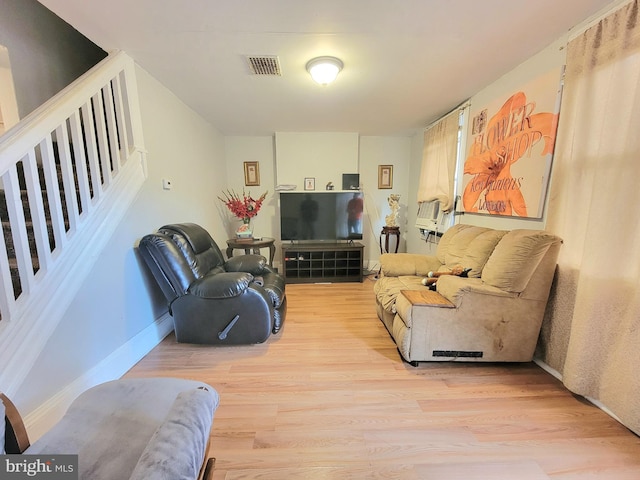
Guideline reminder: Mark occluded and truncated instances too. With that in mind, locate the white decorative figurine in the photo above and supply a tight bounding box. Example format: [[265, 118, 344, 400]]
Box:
[[385, 194, 401, 227]]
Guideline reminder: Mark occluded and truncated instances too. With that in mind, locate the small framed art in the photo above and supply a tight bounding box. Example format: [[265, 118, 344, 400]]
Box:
[[244, 161, 260, 186], [378, 165, 393, 189], [304, 177, 316, 190]]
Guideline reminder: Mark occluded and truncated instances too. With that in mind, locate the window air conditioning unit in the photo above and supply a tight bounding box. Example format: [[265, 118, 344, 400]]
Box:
[[415, 200, 452, 235]]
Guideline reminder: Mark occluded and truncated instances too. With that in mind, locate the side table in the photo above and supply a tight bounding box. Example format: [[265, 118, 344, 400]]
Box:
[[380, 226, 400, 254], [226, 237, 276, 267]]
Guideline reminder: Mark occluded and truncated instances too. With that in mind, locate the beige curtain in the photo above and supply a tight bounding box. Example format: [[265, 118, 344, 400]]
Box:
[[541, 0, 640, 435], [417, 110, 460, 212]]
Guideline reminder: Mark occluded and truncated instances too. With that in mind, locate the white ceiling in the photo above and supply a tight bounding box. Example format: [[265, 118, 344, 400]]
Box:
[[39, 0, 615, 136]]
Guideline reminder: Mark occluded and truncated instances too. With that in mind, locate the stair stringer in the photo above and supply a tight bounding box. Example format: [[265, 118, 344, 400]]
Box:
[[0, 150, 147, 397]]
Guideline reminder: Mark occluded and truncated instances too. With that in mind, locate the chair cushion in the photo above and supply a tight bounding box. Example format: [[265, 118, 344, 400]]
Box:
[[139, 233, 197, 297], [460, 229, 507, 277], [166, 224, 211, 254], [26, 378, 218, 480], [160, 224, 226, 277], [443, 226, 492, 270], [374, 275, 425, 312], [380, 253, 440, 277], [482, 229, 559, 293], [436, 224, 473, 264]]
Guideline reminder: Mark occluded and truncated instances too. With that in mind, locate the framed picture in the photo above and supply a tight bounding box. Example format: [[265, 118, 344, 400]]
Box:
[[244, 161, 260, 186], [378, 165, 393, 189], [461, 67, 563, 218], [304, 177, 315, 190]]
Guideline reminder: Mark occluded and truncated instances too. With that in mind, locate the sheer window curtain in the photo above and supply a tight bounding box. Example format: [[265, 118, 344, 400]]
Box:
[[417, 110, 460, 212], [541, 0, 640, 435]]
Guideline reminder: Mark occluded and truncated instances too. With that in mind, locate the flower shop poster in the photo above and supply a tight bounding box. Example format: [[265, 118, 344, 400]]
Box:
[[462, 67, 562, 218]]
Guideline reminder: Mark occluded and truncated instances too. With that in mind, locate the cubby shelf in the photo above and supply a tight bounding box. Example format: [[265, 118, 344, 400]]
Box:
[[281, 242, 364, 283]]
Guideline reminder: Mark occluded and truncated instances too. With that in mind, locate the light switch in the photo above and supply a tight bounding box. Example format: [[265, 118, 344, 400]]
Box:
[[162, 179, 172, 190]]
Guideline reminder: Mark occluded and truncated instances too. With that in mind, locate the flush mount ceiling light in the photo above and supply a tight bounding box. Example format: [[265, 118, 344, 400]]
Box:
[[306, 56, 343, 85]]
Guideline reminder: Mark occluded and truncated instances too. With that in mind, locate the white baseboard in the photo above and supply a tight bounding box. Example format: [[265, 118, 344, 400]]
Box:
[[532, 357, 562, 380], [24, 312, 173, 441], [533, 357, 624, 427]]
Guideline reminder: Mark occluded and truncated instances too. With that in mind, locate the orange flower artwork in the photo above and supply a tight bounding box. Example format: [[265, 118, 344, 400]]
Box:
[[463, 91, 558, 217]]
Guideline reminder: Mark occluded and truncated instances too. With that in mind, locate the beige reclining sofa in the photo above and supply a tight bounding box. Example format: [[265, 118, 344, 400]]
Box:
[[374, 224, 562, 365]]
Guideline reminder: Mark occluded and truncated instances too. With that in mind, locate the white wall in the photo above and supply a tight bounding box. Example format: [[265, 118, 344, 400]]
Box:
[[224, 135, 279, 256], [0, 45, 19, 133], [359, 136, 412, 269], [226, 134, 412, 271], [275, 132, 359, 188], [14, 65, 227, 417]]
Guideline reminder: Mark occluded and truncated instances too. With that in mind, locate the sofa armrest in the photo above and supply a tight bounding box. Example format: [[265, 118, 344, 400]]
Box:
[[129, 387, 218, 480], [380, 253, 441, 277], [224, 254, 267, 275], [436, 275, 517, 304], [188, 272, 253, 299]]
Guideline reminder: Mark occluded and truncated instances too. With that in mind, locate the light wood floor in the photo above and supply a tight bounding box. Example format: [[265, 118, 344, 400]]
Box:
[[125, 277, 640, 479]]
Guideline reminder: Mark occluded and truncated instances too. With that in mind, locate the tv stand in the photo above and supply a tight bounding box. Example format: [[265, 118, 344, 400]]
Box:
[[282, 242, 364, 283]]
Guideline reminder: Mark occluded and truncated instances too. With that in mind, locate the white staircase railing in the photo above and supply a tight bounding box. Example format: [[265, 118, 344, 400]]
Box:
[[0, 51, 146, 396]]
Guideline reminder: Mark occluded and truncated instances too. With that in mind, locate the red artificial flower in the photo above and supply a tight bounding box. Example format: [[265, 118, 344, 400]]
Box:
[[219, 190, 268, 220]]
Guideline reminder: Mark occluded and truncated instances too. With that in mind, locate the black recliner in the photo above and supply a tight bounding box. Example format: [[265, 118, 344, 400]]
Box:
[[138, 223, 286, 345]]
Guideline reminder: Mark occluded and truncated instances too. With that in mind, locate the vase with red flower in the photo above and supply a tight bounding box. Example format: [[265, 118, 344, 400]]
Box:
[[218, 189, 268, 239], [236, 217, 253, 238]]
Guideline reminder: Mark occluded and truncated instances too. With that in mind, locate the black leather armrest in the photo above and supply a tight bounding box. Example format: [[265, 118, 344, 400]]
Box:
[[261, 272, 286, 308], [188, 272, 253, 299], [224, 255, 267, 275]]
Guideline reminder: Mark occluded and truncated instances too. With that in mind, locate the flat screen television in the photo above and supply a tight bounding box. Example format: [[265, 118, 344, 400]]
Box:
[[279, 191, 363, 242]]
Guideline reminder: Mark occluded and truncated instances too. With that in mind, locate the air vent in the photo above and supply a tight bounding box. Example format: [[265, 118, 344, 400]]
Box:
[[246, 56, 282, 76]]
